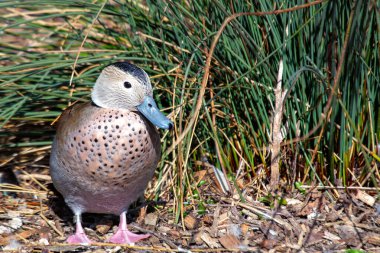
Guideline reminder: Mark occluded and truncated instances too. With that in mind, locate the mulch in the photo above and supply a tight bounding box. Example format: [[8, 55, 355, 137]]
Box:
[[0, 153, 379, 253]]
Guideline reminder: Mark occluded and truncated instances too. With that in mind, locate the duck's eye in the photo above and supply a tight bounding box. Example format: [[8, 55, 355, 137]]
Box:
[[124, 81, 132, 88]]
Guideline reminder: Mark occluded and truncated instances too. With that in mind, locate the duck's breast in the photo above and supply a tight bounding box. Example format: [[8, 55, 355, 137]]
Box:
[[50, 102, 161, 215]]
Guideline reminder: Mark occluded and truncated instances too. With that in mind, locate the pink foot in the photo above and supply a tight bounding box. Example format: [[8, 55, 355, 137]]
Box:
[[67, 214, 92, 244], [108, 228, 149, 244], [67, 232, 91, 244], [107, 211, 149, 244]]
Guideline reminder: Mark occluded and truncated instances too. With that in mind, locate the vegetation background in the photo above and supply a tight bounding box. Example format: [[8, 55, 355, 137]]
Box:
[[0, 0, 379, 250]]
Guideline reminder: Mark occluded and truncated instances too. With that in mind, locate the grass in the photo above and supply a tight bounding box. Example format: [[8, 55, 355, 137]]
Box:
[[1, 0, 379, 223]]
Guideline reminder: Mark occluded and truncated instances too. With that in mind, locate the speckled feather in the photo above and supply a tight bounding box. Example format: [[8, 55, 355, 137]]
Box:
[[50, 102, 160, 215]]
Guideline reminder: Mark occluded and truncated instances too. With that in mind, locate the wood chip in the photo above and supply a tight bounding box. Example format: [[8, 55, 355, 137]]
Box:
[[210, 204, 220, 236], [242, 208, 259, 219], [202, 215, 213, 225], [0, 229, 37, 246], [201, 232, 220, 248], [355, 190, 375, 206], [286, 198, 303, 206], [95, 224, 111, 235], [218, 211, 230, 225], [241, 223, 250, 237], [184, 214, 198, 230], [157, 226, 171, 234], [219, 234, 241, 249], [261, 239, 277, 249], [144, 213, 158, 226], [193, 231, 203, 245], [169, 229, 180, 238], [324, 231, 341, 241], [365, 234, 380, 246]]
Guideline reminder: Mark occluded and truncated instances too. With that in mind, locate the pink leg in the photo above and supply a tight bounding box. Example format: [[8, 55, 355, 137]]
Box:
[[67, 214, 92, 244], [107, 211, 149, 244]]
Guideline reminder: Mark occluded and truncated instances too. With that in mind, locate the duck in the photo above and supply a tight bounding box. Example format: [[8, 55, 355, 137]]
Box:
[[49, 62, 173, 244]]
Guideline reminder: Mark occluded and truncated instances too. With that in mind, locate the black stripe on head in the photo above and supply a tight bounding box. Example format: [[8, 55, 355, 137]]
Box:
[[111, 62, 149, 85]]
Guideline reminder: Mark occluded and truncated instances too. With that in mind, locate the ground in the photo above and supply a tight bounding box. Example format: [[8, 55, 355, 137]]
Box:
[[0, 159, 379, 253]]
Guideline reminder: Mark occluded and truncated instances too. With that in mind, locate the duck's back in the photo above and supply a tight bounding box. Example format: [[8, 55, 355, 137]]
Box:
[[49, 102, 161, 215]]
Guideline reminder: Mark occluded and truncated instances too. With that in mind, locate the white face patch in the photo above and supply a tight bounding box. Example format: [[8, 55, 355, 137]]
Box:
[[91, 65, 153, 110]]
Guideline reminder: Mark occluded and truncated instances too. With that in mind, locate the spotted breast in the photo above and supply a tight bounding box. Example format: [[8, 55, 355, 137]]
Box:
[[50, 102, 160, 215]]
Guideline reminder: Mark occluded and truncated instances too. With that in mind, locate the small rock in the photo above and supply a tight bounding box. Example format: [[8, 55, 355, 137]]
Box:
[[194, 231, 203, 245]]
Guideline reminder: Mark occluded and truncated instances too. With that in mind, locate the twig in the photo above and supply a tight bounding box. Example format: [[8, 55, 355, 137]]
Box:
[[221, 197, 292, 230], [39, 213, 64, 237], [301, 185, 380, 191], [18, 174, 51, 182], [270, 58, 285, 188]]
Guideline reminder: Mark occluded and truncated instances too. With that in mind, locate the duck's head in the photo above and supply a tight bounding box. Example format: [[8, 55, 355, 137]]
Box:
[[91, 62, 173, 130]]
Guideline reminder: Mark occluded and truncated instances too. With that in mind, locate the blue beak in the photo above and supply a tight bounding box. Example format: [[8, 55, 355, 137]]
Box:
[[137, 96, 173, 130]]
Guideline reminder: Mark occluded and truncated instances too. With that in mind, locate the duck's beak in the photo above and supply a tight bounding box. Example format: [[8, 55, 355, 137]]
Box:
[[137, 96, 173, 130]]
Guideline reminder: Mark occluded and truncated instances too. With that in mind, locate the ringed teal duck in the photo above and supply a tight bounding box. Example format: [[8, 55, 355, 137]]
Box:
[[49, 62, 172, 244]]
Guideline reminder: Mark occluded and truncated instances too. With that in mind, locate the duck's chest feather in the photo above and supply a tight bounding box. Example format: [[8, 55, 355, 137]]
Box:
[[50, 102, 161, 214]]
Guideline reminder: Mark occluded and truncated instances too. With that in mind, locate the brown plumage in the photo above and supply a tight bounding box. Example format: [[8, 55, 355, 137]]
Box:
[[49, 62, 172, 244]]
